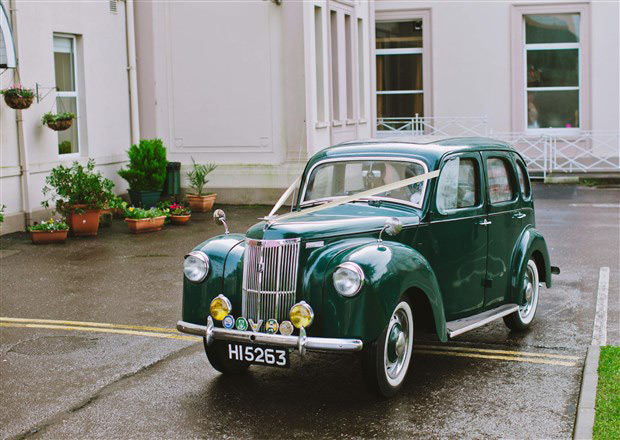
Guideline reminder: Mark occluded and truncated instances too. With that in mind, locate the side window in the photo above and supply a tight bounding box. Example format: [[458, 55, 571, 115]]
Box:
[[436, 157, 479, 213], [515, 160, 531, 199], [487, 158, 515, 204]]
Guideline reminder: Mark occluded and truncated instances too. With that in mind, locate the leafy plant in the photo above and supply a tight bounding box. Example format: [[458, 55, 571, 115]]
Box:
[[118, 139, 168, 191], [0, 85, 35, 99], [187, 158, 217, 196], [41, 112, 76, 125], [28, 218, 69, 231], [107, 195, 127, 211], [169, 202, 191, 216], [42, 159, 116, 215], [59, 141, 72, 154], [0, 205, 5, 224], [124, 207, 165, 219]]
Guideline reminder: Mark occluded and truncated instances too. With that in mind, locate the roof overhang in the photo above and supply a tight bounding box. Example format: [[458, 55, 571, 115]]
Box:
[[0, 0, 16, 69]]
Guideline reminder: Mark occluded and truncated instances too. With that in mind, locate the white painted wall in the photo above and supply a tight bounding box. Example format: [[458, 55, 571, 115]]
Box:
[[375, 0, 619, 133], [1, 0, 132, 233]]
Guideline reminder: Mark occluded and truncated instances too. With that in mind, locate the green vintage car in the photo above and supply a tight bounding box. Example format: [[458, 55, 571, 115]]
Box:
[[177, 137, 559, 397]]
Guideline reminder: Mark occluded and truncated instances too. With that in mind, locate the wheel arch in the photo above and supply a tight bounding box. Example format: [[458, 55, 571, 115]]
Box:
[[510, 227, 552, 305]]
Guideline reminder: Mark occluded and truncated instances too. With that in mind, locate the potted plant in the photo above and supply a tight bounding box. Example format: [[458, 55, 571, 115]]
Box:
[[0, 205, 5, 232], [118, 139, 168, 208], [124, 207, 166, 233], [28, 218, 69, 244], [42, 159, 115, 236], [1, 85, 35, 110], [41, 112, 76, 131], [186, 158, 217, 212], [169, 202, 191, 225]]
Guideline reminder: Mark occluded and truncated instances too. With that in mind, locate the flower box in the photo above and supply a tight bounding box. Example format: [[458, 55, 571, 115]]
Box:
[[187, 193, 217, 212], [125, 216, 166, 234], [170, 214, 191, 225], [29, 229, 68, 244]]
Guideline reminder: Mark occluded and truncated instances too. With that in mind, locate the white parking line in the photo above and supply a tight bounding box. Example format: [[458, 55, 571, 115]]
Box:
[[569, 203, 620, 208], [592, 267, 610, 346]]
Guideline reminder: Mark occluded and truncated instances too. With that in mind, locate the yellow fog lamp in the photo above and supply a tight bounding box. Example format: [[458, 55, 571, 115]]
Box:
[[290, 301, 314, 329], [210, 295, 232, 321]]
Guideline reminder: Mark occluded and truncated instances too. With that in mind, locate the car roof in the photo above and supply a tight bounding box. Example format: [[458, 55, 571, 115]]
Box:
[[307, 136, 517, 171]]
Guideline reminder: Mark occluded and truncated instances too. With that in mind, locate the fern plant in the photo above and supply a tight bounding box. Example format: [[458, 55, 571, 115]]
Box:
[[187, 158, 217, 196], [118, 139, 168, 191]]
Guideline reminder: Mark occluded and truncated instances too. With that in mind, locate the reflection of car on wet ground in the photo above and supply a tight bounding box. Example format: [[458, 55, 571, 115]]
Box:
[[177, 137, 559, 397]]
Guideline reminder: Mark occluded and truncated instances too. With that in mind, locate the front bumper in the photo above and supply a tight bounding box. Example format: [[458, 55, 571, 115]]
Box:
[[177, 316, 363, 354]]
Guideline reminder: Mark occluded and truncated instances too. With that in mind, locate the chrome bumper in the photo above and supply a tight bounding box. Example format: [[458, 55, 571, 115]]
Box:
[[177, 316, 363, 355]]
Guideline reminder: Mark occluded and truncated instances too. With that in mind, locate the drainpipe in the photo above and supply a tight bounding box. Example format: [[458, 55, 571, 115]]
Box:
[[9, 0, 32, 228], [124, 0, 140, 145]]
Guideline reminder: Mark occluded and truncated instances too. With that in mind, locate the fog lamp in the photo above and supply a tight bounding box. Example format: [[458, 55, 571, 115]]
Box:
[[290, 301, 314, 329], [210, 295, 232, 321]]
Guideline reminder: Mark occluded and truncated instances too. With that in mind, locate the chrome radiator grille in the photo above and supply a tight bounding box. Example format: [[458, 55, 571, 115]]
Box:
[[242, 238, 300, 328]]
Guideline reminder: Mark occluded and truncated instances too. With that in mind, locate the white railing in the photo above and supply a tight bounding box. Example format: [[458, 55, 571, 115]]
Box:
[[376, 115, 489, 137], [375, 116, 619, 177]]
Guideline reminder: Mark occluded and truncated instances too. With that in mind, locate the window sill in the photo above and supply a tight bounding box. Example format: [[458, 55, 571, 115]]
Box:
[[332, 120, 343, 127], [359, 118, 367, 125], [346, 119, 357, 126], [525, 128, 583, 137], [315, 121, 329, 129]]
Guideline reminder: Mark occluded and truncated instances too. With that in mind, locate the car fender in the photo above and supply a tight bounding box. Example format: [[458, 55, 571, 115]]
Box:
[[323, 241, 447, 343], [182, 234, 245, 325], [510, 227, 552, 305]]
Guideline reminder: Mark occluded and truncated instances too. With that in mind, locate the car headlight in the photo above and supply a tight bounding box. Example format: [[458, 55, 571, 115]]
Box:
[[290, 301, 314, 329], [210, 294, 232, 321], [183, 251, 209, 283], [333, 262, 364, 297]]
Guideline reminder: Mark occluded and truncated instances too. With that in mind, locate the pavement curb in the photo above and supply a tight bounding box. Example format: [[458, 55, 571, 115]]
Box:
[[573, 345, 601, 440]]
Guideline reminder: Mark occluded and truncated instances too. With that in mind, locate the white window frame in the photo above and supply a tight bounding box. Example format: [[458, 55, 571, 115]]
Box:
[[372, 9, 432, 136], [53, 33, 81, 157], [511, 4, 590, 134]]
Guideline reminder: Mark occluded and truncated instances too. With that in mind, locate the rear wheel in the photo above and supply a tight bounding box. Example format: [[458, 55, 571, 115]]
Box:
[[504, 259, 540, 331], [362, 298, 414, 397], [203, 339, 250, 375]]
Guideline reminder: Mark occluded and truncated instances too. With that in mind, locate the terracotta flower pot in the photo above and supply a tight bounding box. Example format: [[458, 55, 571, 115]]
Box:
[[170, 214, 191, 225], [4, 93, 34, 110], [67, 206, 101, 236], [46, 119, 73, 131], [186, 193, 217, 212], [125, 216, 166, 234], [30, 229, 68, 244]]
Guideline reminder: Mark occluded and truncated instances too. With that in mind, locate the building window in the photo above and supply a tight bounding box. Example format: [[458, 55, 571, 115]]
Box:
[[525, 14, 580, 129], [375, 19, 424, 130], [314, 6, 326, 123], [53, 35, 79, 155]]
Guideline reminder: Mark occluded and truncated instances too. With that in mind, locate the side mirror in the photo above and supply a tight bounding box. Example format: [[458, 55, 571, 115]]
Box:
[[213, 209, 229, 235], [378, 217, 402, 242]]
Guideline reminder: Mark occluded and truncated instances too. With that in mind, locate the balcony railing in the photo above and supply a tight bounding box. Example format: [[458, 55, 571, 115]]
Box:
[[375, 116, 619, 176]]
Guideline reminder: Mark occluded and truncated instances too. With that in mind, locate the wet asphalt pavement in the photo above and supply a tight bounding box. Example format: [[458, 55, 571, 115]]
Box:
[[0, 184, 618, 439]]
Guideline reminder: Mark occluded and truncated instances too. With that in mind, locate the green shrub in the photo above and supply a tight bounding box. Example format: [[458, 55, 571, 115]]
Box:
[[187, 158, 217, 196], [0, 205, 5, 224], [42, 159, 115, 215], [124, 207, 165, 219], [41, 112, 76, 125], [28, 219, 69, 231], [118, 139, 168, 191]]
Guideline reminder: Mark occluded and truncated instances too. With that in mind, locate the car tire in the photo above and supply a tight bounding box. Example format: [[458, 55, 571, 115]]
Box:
[[504, 259, 540, 331], [203, 338, 250, 375], [362, 298, 414, 397]]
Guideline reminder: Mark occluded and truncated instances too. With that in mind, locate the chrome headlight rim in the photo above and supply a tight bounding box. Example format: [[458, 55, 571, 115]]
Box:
[[183, 251, 210, 283], [333, 262, 365, 297]]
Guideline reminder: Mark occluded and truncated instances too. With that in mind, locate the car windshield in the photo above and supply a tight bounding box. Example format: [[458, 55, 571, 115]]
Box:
[[302, 159, 428, 208]]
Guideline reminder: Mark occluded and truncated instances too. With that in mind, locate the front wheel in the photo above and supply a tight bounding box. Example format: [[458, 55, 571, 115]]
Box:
[[504, 259, 540, 331], [362, 298, 414, 397], [203, 339, 250, 375]]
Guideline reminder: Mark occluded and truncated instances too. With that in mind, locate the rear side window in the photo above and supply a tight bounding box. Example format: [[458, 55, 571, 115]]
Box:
[[436, 157, 479, 213], [487, 158, 515, 204], [515, 160, 531, 199]]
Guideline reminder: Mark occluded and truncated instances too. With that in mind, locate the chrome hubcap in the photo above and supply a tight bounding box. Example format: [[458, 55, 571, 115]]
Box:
[[385, 309, 410, 380], [519, 261, 539, 323]]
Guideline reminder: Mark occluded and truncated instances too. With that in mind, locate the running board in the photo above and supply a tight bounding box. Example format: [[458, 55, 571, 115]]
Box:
[[446, 304, 519, 338]]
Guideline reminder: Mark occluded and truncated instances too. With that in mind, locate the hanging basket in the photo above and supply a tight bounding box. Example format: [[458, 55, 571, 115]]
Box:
[[3, 93, 34, 110], [46, 119, 73, 131]]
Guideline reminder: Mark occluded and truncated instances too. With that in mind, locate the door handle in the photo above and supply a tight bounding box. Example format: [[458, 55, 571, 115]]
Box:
[[513, 212, 526, 219], [477, 219, 492, 226]]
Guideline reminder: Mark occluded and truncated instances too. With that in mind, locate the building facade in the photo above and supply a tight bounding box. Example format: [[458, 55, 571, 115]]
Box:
[[1, 0, 618, 234]]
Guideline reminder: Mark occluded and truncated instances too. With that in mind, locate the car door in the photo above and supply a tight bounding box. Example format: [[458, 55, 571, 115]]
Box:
[[512, 154, 535, 229], [426, 152, 487, 320], [481, 151, 522, 309]]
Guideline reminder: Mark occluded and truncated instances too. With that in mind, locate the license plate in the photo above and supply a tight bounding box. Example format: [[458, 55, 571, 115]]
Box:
[[227, 343, 290, 368]]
